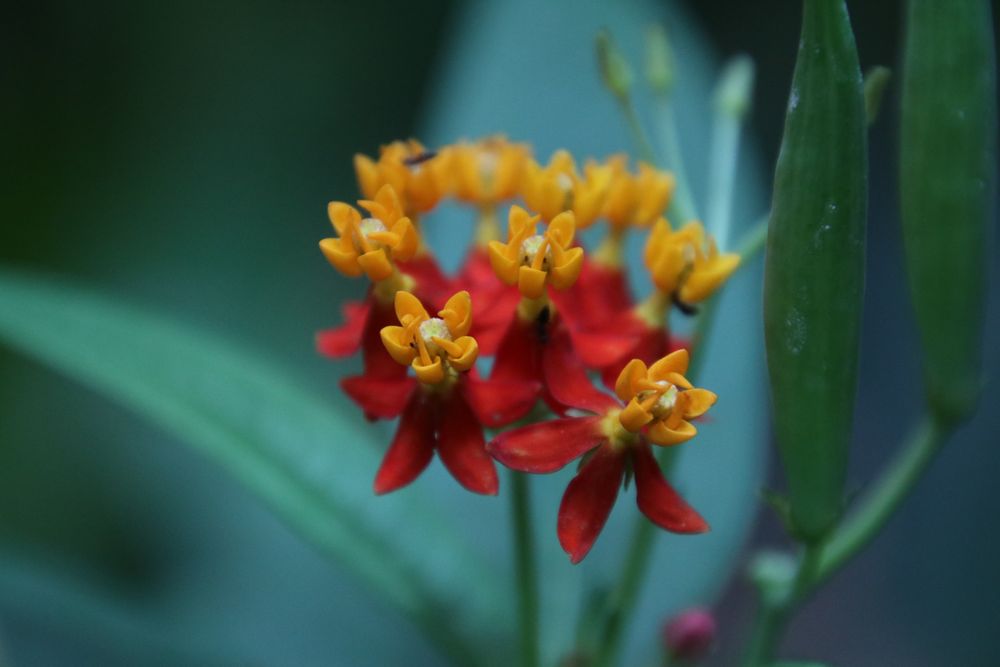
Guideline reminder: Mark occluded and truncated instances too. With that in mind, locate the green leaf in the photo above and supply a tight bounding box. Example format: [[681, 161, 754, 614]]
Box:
[[900, 0, 996, 423], [0, 268, 513, 667], [763, 0, 867, 542]]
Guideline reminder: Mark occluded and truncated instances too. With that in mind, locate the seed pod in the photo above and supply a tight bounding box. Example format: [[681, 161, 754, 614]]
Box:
[[764, 0, 867, 542], [900, 0, 997, 424]]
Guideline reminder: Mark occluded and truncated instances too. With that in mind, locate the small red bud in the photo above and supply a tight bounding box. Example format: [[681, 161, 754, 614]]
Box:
[[662, 607, 716, 662]]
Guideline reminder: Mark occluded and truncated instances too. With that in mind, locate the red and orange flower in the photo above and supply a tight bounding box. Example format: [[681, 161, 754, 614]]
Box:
[[488, 349, 714, 563]]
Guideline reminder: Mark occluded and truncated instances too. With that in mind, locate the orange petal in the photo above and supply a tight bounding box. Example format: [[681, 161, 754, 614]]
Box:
[[412, 356, 444, 384], [549, 247, 584, 291], [488, 240, 519, 285], [679, 388, 717, 419], [394, 290, 429, 323], [614, 359, 648, 402], [619, 396, 654, 432], [648, 349, 690, 380], [380, 325, 416, 366], [517, 266, 548, 299], [647, 419, 697, 446], [327, 201, 361, 235], [447, 336, 479, 372], [439, 290, 472, 337], [319, 238, 362, 277], [357, 249, 394, 282]]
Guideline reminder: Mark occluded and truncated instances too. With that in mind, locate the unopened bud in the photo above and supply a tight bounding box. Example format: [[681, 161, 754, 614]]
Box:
[[714, 55, 755, 118], [645, 24, 675, 94], [662, 607, 716, 662], [595, 30, 633, 101]]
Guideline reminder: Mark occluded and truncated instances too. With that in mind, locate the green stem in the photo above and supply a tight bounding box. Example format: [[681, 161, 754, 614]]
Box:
[[654, 97, 698, 222], [814, 414, 951, 586], [705, 112, 741, 250], [741, 544, 822, 667], [592, 450, 680, 667], [742, 414, 952, 665], [618, 97, 659, 166], [511, 471, 540, 667], [736, 215, 769, 261]]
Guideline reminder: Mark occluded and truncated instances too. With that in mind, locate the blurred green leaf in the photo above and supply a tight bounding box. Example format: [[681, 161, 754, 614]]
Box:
[[900, 0, 996, 422], [0, 553, 239, 666], [0, 268, 513, 667], [763, 0, 867, 543]]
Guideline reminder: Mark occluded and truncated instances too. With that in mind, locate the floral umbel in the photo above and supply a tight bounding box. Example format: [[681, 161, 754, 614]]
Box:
[[318, 136, 740, 560]]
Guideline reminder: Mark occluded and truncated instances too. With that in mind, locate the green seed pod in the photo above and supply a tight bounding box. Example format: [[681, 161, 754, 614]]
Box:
[[900, 0, 996, 424], [764, 0, 867, 543]]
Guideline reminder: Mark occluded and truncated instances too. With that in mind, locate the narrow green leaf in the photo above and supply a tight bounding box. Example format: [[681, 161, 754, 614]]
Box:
[[0, 269, 513, 666], [763, 0, 867, 542], [900, 0, 996, 423]]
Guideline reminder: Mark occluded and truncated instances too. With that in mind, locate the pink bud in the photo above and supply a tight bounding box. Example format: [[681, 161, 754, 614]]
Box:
[[662, 607, 716, 662]]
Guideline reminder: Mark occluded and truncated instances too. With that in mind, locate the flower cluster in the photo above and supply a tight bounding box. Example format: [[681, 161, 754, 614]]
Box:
[[318, 137, 740, 562]]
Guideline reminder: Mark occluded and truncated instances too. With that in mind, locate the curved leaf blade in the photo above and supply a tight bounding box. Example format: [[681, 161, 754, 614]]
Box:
[[0, 268, 513, 666]]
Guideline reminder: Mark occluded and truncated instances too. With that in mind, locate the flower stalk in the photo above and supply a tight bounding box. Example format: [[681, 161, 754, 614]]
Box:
[[511, 471, 540, 667]]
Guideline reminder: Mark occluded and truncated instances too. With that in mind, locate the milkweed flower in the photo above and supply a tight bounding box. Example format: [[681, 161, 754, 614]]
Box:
[[354, 139, 453, 215], [520, 150, 613, 229], [319, 184, 418, 283], [645, 218, 740, 305], [488, 206, 584, 300], [451, 137, 532, 352], [568, 157, 675, 331], [317, 184, 422, 382], [452, 136, 530, 211], [470, 206, 633, 424], [574, 218, 740, 387], [343, 290, 530, 495], [488, 349, 713, 563]]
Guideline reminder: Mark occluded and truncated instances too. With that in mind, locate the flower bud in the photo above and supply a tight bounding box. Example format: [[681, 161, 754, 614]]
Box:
[[595, 30, 633, 101], [645, 24, 675, 95], [661, 607, 716, 662], [713, 55, 755, 119]]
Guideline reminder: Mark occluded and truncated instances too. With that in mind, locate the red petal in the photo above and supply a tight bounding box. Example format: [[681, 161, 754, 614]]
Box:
[[462, 374, 539, 428], [490, 314, 543, 385], [575, 262, 633, 326], [632, 443, 709, 534], [437, 390, 498, 495], [373, 391, 437, 494], [598, 322, 666, 390], [568, 327, 642, 370], [557, 443, 626, 564], [469, 285, 520, 355], [341, 375, 416, 420], [364, 297, 410, 379], [487, 415, 605, 473], [316, 300, 371, 358], [543, 324, 619, 414], [459, 247, 498, 291], [399, 256, 453, 309]]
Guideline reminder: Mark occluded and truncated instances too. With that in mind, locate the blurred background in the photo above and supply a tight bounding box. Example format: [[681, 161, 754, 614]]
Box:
[[1, 1, 997, 665]]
